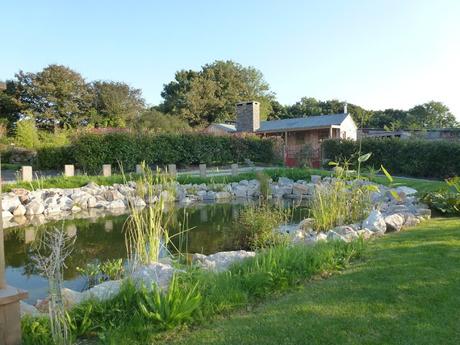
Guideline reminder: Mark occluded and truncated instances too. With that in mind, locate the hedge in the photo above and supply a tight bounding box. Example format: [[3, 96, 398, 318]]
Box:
[[322, 138, 460, 178], [36, 133, 280, 174]]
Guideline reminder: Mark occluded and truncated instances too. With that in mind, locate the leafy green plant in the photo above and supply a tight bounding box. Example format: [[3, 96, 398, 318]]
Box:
[[21, 316, 54, 345], [138, 274, 202, 330], [422, 177, 460, 215], [100, 258, 125, 280], [77, 262, 101, 288], [239, 203, 290, 249]]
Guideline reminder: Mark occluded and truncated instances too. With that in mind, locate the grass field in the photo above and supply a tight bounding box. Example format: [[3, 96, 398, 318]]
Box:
[[156, 218, 460, 345]]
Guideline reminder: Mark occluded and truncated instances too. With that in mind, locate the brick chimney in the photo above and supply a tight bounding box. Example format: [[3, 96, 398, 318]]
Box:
[[236, 101, 260, 132]]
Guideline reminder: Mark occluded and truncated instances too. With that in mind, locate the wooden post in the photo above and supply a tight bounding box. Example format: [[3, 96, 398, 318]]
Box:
[[64, 164, 75, 177], [168, 164, 177, 178], [199, 164, 206, 178], [0, 156, 28, 345], [21, 166, 33, 182], [231, 163, 238, 176], [102, 164, 112, 177]]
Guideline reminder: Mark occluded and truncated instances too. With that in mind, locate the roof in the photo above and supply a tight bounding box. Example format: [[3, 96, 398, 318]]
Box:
[[257, 113, 350, 133], [210, 123, 236, 132], [211, 113, 351, 134]]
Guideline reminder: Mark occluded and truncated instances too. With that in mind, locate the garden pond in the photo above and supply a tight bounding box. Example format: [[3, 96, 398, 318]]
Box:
[[4, 199, 308, 303]]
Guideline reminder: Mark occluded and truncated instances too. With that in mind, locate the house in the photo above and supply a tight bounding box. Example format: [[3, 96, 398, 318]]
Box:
[[208, 101, 358, 167]]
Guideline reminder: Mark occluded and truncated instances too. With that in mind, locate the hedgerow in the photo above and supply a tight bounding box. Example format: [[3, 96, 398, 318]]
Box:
[[323, 138, 460, 178]]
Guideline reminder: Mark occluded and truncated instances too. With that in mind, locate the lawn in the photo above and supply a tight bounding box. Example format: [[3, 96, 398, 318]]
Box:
[[157, 218, 460, 345]]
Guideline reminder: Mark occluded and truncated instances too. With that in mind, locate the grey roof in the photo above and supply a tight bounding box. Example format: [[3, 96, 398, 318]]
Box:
[[257, 113, 349, 133], [211, 123, 236, 132]]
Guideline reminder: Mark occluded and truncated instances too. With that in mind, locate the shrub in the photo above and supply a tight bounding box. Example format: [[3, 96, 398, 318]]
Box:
[[323, 138, 460, 178], [239, 203, 290, 249], [15, 119, 40, 148], [69, 132, 278, 174], [422, 177, 460, 215]]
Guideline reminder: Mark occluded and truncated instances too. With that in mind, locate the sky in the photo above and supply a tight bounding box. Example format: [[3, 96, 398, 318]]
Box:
[[1, 0, 460, 118]]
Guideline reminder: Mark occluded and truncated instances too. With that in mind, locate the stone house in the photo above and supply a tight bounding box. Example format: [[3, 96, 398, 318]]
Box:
[[207, 101, 358, 167]]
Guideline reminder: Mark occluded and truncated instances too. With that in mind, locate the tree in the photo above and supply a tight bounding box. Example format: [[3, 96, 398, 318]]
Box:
[[160, 60, 275, 126], [0, 81, 21, 129], [8, 64, 92, 129], [90, 81, 145, 127], [407, 101, 458, 129], [134, 108, 190, 133]]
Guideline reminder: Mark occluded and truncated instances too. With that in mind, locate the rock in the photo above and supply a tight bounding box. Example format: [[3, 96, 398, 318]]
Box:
[[20, 301, 42, 318], [1, 210, 13, 219], [103, 190, 124, 202], [129, 196, 147, 208], [2, 196, 21, 212], [396, 186, 418, 196], [278, 224, 298, 234], [384, 213, 405, 232], [106, 200, 126, 209], [362, 210, 387, 233], [71, 205, 82, 212], [87, 196, 97, 208], [331, 225, 359, 241], [326, 230, 347, 242], [12, 204, 26, 216], [403, 213, 420, 227], [9, 147, 37, 163], [316, 232, 328, 241], [298, 218, 314, 232], [58, 196, 74, 210], [192, 250, 256, 272], [416, 208, 431, 218], [62, 288, 84, 308], [215, 191, 232, 200], [292, 183, 310, 195], [311, 175, 322, 184], [25, 200, 45, 215], [131, 262, 179, 291], [356, 228, 374, 239], [278, 177, 293, 186], [234, 186, 248, 198], [83, 280, 123, 301], [202, 191, 217, 201]]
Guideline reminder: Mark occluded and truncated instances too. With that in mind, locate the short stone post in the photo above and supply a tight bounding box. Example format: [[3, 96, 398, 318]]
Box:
[[102, 164, 112, 177], [64, 164, 75, 177], [231, 163, 238, 176], [136, 164, 143, 174], [199, 164, 206, 178], [168, 164, 177, 178], [21, 166, 33, 182]]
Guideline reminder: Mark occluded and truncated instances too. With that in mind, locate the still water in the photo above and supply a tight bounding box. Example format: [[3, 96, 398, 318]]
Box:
[[4, 200, 308, 303]]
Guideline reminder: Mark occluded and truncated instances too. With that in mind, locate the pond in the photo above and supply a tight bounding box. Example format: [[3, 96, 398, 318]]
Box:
[[4, 200, 308, 303]]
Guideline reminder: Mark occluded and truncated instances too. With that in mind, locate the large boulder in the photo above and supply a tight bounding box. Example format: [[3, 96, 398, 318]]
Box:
[[362, 210, 387, 233], [396, 186, 418, 196], [82, 280, 123, 301], [12, 204, 26, 217], [192, 250, 256, 272], [25, 200, 45, 215], [131, 262, 179, 291], [20, 301, 42, 318], [292, 183, 310, 196], [2, 196, 21, 212], [384, 213, 405, 232], [331, 225, 359, 241]]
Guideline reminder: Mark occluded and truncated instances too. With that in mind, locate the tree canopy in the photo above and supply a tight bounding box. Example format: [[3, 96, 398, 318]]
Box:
[[159, 60, 274, 126]]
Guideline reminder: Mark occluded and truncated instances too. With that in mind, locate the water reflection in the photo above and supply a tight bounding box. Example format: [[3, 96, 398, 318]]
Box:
[[4, 200, 308, 302]]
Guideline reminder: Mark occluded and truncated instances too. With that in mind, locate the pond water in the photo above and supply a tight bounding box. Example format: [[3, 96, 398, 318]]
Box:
[[4, 200, 308, 303]]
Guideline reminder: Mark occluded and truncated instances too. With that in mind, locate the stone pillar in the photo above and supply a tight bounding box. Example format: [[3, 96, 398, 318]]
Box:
[[21, 166, 33, 182], [231, 163, 238, 176], [199, 164, 206, 178], [168, 164, 177, 178], [102, 164, 112, 177], [136, 164, 143, 174], [64, 164, 75, 177]]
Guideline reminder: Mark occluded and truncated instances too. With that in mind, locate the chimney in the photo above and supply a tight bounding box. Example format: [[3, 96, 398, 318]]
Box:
[[343, 101, 348, 114], [236, 101, 260, 132]]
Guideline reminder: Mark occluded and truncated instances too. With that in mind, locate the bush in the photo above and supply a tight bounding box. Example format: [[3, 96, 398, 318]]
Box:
[[323, 138, 460, 178], [36, 145, 75, 170], [69, 133, 278, 174], [15, 119, 40, 148], [422, 177, 460, 215]]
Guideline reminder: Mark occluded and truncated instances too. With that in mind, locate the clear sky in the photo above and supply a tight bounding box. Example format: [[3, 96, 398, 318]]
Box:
[[1, 0, 459, 118]]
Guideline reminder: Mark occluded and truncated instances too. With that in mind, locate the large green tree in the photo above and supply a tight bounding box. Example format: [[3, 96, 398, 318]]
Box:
[[90, 81, 145, 127], [160, 60, 275, 126], [134, 108, 190, 133], [407, 101, 458, 129], [8, 64, 93, 129]]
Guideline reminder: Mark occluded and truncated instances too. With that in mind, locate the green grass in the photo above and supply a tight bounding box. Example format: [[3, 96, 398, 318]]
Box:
[[156, 218, 460, 345]]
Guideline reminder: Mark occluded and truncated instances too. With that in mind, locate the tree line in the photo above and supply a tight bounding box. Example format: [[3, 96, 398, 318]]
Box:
[[0, 60, 458, 133]]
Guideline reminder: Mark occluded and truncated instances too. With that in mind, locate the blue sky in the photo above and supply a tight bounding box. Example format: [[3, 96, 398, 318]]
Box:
[[1, 0, 459, 118]]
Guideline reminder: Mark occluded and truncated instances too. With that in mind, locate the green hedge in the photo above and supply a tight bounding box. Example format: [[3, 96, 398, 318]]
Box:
[[323, 138, 460, 178], [36, 133, 278, 174]]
